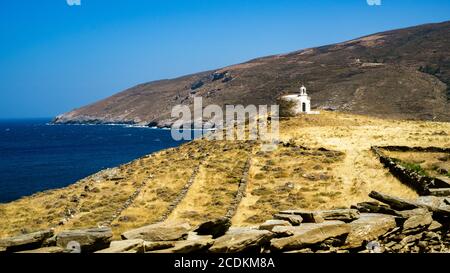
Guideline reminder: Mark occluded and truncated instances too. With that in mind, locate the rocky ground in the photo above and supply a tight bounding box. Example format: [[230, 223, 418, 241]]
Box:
[[1, 190, 449, 254]]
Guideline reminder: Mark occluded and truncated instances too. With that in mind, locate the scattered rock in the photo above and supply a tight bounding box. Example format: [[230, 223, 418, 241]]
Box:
[[95, 239, 144, 253], [121, 221, 190, 241], [222, 75, 232, 83], [416, 196, 443, 208], [42, 235, 57, 247], [194, 217, 231, 238], [190, 80, 204, 90], [273, 214, 303, 226], [403, 211, 433, 231], [211, 71, 227, 81], [209, 228, 273, 253], [424, 231, 440, 240], [56, 227, 112, 253], [343, 213, 397, 249], [365, 241, 385, 253], [259, 220, 291, 231], [0, 229, 54, 252], [70, 195, 79, 203], [428, 221, 443, 231], [399, 234, 422, 246], [270, 221, 351, 251]]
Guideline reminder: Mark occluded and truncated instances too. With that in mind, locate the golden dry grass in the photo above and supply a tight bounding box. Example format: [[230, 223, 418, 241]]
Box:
[[233, 146, 345, 225], [0, 111, 449, 238], [166, 141, 252, 226]]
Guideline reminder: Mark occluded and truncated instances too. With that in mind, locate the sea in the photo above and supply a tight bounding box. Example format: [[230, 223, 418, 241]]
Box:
[[0, 119, 187, 203]]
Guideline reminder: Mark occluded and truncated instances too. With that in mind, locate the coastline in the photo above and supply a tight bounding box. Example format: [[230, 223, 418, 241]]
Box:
[[0, 120, 187, 203]]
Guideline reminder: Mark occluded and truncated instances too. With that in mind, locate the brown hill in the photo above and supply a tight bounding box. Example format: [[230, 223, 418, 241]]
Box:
[[53, 21, 450, 126]]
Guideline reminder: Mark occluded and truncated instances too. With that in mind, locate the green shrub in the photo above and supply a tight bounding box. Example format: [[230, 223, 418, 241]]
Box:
[[277, 98, 298, 117], [393, 158, 429, 176]]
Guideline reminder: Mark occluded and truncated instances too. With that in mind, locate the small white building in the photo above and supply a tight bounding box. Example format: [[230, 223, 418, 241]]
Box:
[[281, 85, 312, 114]]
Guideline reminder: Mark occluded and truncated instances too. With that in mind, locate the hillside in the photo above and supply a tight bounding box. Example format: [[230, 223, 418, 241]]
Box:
[[53, 21, 450, 126], [2, 111, 450, 240]]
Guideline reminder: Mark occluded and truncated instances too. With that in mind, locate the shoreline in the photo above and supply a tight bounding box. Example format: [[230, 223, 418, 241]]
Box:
[[0, 121, 190, 204]]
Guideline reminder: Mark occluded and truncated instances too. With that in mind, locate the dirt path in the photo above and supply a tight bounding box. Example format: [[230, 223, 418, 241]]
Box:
[[305, 125, 418, 206]]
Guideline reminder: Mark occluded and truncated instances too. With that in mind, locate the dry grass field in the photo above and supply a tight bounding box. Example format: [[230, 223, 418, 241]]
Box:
[[1, 111, 449, 238]]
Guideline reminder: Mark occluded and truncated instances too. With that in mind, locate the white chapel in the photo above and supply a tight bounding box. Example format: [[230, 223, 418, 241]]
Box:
[[281, 85, 312, 114]]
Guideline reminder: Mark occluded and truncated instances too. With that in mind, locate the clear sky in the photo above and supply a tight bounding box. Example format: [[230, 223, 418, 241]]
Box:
[[1, 0, 449, 118]]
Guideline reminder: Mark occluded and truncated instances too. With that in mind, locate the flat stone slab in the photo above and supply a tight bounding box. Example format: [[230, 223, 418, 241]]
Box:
[[271, 226, 295, 237], [273, 214, 303, 226], [343, 213, 397, 249], [403, 211, 433, 231], [397, 208, 430, 218], [416, 196, 445, 208], [279, 209, 359, 222], [149, 237, 214, 253], [209, 228, 273, 253], [278, 210, 325, 223], [270, 221, 350, 251], [259, 220, 291, 231], [369, 191, 419, 211], [316, 209, 360, 222], [95, 239, 144, 253], [16, 247, 65, 254], [144, 241, 176, 252], [56, 227, 112, 253], [429, 188, 450, 197], [0, 230, 54, 252], [353, 201, 399, 216], [121, 221, 191, 241]]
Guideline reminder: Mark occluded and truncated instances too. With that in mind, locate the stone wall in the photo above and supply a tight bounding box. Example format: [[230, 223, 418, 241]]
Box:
[[371, 146, 450, 195], [225, 157, 252, 219]]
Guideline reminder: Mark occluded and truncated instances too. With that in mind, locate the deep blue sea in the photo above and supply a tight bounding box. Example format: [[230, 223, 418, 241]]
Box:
[[0, 119, 186, 203]]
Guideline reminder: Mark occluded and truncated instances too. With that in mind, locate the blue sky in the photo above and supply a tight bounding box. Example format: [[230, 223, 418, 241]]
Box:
[[1, 0, 449, 118]]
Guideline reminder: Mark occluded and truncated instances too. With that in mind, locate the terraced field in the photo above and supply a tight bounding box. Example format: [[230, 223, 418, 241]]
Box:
[[1, 111, 449, 239]]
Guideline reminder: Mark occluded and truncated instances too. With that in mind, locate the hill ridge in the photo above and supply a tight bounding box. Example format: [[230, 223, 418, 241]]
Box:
[[54, 21, 450, 126]]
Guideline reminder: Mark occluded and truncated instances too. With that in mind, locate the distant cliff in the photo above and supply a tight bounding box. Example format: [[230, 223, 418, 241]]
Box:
[[54, 21, 450, 126]]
